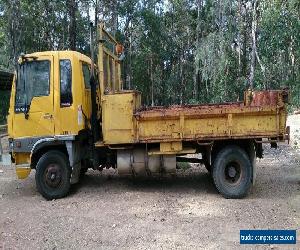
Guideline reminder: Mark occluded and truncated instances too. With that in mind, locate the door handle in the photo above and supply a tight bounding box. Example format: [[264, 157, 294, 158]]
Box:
[[43, 113, 53, 120]]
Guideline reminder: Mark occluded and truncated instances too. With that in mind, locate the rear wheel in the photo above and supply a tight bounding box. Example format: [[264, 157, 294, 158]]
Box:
[[212, 145, 252, 199], [35, 150, 71, 200]]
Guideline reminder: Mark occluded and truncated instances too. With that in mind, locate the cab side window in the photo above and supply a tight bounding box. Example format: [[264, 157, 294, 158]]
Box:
[[82, 63, 91, 89], [60, 60, 72, 107]]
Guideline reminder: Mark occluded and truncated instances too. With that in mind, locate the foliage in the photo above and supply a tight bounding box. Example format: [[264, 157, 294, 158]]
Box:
[[0, 91, 10, 124], [0, 0, 299, 120]]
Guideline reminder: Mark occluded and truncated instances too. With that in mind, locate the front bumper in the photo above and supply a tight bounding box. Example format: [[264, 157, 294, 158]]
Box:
[[15, 164, 31, 179]]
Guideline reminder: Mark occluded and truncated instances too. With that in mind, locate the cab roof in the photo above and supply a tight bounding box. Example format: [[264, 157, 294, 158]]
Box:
[[24, 51, 92, 64]]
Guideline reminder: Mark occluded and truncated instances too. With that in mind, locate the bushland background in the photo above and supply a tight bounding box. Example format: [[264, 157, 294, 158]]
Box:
[[0, 0, 299, 123]]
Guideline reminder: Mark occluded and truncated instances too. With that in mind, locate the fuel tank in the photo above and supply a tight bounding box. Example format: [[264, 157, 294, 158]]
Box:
[[117, 149, 176, 176]]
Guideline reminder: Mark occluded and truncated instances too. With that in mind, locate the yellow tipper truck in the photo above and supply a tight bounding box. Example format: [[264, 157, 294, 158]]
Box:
[[1, 23, 289, 199]]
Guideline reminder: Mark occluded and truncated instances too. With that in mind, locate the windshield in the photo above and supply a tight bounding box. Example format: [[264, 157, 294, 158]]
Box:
[[15, 60, 50, 112]]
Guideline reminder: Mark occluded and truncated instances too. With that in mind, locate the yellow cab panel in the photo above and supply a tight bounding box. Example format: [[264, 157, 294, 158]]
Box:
[[54, 51, 93, 136]]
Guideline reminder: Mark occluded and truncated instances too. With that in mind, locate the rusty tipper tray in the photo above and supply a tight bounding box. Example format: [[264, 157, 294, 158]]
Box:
[[134, 90, 288, 143]]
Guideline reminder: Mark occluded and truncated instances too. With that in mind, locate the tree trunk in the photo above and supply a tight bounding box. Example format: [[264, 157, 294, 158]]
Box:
[[241, 2, 248, 80], [128, 28, 132, 89], [43, 0, 52, 50], [249, 0, 258, 89], [8, 0, 21, 68], [94, 0, 98, 26], [237, 0, 242, 75], [150, 56, 154, 107], [194, 0, 202, 100], [67, 0, 77, 51], [179, 46, 185, 105], [111, 0, 118, 36]]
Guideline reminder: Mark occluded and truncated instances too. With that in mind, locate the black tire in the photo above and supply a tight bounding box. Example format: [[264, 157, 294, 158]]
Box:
[[212, 145, 252, 199], [35, 150, 71, 200]]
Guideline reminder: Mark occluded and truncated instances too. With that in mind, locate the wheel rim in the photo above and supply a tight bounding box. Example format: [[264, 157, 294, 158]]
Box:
[[44, 163, 62, 188], [224, 162, 242, 185]]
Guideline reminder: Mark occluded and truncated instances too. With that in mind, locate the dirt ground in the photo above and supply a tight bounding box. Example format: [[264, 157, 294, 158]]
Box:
[[0, 119, 299, 249]]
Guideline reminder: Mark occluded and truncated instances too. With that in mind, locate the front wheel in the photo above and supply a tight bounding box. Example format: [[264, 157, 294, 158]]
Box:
[[35, 150, 71, 200], [212, 145, 252, 199]]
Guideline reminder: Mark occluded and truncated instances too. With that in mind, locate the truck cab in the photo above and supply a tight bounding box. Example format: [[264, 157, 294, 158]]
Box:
[[8, 51, 94, 178]]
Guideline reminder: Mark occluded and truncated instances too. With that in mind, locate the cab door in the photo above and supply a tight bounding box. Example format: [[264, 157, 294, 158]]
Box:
[[13, 55, 54, 138]]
